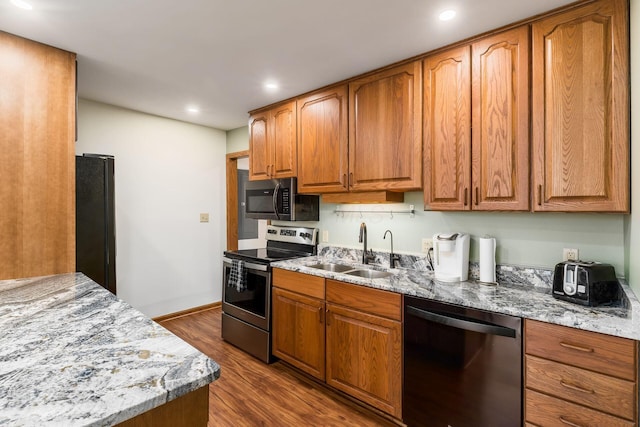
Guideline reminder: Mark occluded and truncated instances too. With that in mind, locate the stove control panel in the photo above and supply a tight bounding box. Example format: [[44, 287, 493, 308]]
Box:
[[265, 225, 318, 245]]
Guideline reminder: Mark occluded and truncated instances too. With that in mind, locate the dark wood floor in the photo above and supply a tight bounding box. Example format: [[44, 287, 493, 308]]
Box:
[[159, 307, 397, 427]]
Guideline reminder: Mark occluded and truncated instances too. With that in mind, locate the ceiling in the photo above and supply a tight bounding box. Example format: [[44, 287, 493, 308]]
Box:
[[1, 0, 578, 131]]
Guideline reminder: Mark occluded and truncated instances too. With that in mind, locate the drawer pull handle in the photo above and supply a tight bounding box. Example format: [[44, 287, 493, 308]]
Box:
[[560, 380, 594, 394], [559, 342, 594, 353], [559, 416, 586, 427]]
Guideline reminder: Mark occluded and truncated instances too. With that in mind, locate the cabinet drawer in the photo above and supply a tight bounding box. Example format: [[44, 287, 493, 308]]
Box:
[[525, 355, 636, 421], [525, 319, 637, 380], [525, 389, 635, 427], [273, 269, 325, 299], [326, 280, 401, 321]]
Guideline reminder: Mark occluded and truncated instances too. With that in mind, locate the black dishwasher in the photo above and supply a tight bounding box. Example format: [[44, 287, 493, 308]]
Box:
[[403, 296, 522, 427]]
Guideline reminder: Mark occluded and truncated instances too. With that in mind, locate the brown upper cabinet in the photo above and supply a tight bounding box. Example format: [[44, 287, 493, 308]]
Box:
[[424, 26, 530, 211], [296, 85, 349, 193], [250, 0, 630, 212], [0, 32, 76, 280], [249, 100, 297, 181], [531, 0, 629, 212], [348, 61, 423, 192]]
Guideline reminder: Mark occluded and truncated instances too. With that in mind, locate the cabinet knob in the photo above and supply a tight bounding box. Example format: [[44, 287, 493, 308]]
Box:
[[475, 187, 479, 206], [463, 188, 468, 206]]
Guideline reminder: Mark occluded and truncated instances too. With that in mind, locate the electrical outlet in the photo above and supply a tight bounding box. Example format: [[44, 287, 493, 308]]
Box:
[[422, 238, 433, 253], [322, 230, 329, 243], [200, 213, 209, 223], [563, 248, 579, 261]]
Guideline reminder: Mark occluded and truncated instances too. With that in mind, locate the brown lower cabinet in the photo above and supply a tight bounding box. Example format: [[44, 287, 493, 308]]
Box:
[[117, 386, 209, 426], [272, 286, 325, 380], [524, 319, 638, 426], [271, 269, 403, 419]]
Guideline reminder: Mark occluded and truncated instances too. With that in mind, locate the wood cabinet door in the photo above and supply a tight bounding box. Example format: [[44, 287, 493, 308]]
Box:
[[423, 46, 471, 210], [349, 61, 422, 191], [272, 287, 325, 380], [325, 303, 402, 418], [531, 0, 629, 212], [297, 85, 349, 193], [0, 33, 76, 280], [271, 101, 297, 178], [248, 111, 271, 180], [472, 26, 530, 211]]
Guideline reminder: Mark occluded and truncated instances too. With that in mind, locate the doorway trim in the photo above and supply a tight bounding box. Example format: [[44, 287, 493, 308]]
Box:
[[226, 150, 249, 251]]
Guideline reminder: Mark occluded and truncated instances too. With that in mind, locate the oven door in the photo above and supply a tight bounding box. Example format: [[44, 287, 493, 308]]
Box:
[[222, 257, 271, 331]]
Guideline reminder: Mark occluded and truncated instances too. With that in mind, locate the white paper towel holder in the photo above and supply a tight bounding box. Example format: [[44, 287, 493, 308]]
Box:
[[479, 235, 498, 286]]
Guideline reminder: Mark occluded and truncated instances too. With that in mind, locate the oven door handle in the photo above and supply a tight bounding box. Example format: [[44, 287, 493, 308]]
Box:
[[406, 305, 516, 338], [222, 257, 268, 272]]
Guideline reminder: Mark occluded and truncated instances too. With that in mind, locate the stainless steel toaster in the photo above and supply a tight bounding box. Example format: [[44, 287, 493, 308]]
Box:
[[552, 261, 621, 306]]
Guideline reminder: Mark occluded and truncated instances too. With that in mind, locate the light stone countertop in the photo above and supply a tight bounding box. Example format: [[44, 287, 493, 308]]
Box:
[[0, 273, 220, 427], [272, 255, 640, 341]]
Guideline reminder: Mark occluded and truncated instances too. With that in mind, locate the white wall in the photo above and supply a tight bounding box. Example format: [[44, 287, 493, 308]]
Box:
[[77, 99, 227, 317], [287, 193, 626, 273]]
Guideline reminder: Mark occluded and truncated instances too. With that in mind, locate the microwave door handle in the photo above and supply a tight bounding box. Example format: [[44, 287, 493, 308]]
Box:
[[406, 306, 517, 338], [273, 183, 281, 220]]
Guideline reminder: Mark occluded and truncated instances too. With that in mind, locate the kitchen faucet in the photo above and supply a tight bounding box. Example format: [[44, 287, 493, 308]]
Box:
[[383, 230, 401, 269], [358, 222, 375, 264]]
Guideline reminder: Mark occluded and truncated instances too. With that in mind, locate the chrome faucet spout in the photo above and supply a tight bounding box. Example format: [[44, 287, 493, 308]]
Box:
[[384, 229, 401, 268], [359, 222, 374, 264]]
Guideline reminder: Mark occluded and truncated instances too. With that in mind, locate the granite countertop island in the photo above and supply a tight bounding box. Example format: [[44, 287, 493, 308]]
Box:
[[0, 273, 220, 426], [272, 251, 640, 342]]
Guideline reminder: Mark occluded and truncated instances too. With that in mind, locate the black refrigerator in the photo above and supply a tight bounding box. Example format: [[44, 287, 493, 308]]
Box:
[[76, 154, 116, 294]]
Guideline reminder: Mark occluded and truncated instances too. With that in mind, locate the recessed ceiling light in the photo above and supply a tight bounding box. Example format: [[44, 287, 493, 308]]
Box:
[[264, 81, 279, 91], [186, 106, 200, 114], [439, 9, 456, 21], [11, 0, 33, 10]]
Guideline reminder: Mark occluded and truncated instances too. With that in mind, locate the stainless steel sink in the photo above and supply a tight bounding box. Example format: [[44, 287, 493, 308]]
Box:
[[307, 263, 354, 273], [344, 269, 394, 279]]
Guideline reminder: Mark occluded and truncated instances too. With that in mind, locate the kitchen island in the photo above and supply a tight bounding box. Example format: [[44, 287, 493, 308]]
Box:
[[0, 273, 220, 426]]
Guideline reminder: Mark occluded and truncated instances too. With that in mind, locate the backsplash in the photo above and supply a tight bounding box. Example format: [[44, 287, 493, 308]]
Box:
[[319, 245, 554, 289]]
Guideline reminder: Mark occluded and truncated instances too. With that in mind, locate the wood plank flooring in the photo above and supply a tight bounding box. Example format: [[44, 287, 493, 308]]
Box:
[[159, 307, 398, 427]]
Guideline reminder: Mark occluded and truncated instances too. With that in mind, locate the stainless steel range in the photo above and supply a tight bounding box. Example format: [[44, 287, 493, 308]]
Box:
[[222, 225, 318, 363]]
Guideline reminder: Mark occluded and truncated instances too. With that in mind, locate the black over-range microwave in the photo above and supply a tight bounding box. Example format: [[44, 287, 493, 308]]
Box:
[[245, 177, 319, 221]]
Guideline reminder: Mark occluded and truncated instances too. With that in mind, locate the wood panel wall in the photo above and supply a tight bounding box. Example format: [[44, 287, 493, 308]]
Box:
[[0, 31, 76, 280]]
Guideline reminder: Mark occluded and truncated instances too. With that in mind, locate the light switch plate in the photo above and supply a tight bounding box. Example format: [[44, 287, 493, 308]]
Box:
[[322, 230, 329, 243], [200, 213, 209, 223]]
